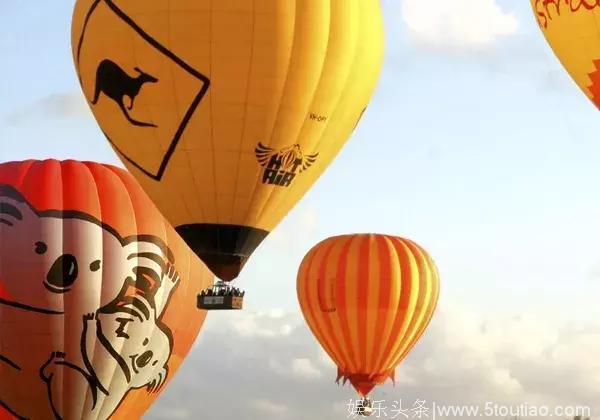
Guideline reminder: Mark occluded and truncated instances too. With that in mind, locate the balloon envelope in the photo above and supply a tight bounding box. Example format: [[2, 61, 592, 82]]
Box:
[[71, 0, 385, 281], [297, 234, 439, 397], [531, 1, 600, 108], [0, 160, 213, 420]]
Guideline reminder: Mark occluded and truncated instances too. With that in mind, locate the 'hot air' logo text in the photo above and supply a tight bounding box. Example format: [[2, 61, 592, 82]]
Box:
[[255, 143, 319, 187]]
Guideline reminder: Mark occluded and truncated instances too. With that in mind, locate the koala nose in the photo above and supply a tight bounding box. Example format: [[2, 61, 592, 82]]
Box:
[[46, 254, 78, 292], [136, 351, 154, 369]]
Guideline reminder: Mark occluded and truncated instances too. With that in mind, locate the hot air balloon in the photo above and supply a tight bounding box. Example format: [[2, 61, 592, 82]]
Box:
[[71, 0, 385, 304], [0, 160, 213, 420], [531, 1, 600, 108], [297, 234, 439, 416]]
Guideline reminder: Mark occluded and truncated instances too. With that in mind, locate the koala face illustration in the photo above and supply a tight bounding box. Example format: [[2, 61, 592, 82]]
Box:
[[0, 186, 172, 315], [126, 324, 171, 390], [97, 295, 172, 391]]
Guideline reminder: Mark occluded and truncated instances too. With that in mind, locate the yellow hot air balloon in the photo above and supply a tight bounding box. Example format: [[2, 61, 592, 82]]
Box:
[[71, 0, 385, 287], [297, 234, 439, 411], [531, 1, 600, 108]]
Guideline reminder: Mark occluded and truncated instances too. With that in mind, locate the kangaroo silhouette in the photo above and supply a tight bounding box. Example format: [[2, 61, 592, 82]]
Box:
[[92, 59, 159, 128]]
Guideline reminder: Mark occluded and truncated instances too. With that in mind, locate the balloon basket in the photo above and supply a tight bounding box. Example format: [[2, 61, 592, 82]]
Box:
[[197, 281, 245, 311]]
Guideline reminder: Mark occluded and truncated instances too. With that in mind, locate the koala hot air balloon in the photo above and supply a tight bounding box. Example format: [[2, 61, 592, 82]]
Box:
[[0, 160, 213, 420], [71, 0, 384, 308]]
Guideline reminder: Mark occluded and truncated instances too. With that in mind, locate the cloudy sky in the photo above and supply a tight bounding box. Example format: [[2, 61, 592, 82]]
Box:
[[2, 0, 600, 419]]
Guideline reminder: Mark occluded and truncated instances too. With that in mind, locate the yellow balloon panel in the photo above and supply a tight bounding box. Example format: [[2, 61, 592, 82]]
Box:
[[531, 1, 600, 107], [72, 0, 383, 230]]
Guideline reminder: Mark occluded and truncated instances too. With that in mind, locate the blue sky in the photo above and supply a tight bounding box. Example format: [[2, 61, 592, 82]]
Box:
[[2, 1, 600, 418]]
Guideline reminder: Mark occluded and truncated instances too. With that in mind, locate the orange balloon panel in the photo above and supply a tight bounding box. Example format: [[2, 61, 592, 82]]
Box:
[[0, 160, 213, 420], [297, 234, 439, 397]]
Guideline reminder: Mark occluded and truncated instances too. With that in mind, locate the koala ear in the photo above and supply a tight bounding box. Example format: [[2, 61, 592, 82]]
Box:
[[0, 185, 35, 227]]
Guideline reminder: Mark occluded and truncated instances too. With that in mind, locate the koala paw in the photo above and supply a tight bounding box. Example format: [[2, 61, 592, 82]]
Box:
[[40, 352, 67, 382], [147, 367, 168, 394], [164, 263, 180, 285]]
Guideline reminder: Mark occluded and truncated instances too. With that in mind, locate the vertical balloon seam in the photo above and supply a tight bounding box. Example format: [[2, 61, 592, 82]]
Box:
[[357, 235, 372, 373], [323, 236, 359, 370], [78, 161, 105, 418], [240, 0, 298, 225], [94, 164, 135, 418], [253, 0, 339, 226], [249, 0, 332, 228], [306, 0, 377, 167], [347, 234, 365, 373], [256, 0, 367, 229], [230, 0, 258, 220], [335, 235, 360, 378], [375, 237, 411, 372], [116, 165, 155, 417], [302, 239, 344, 372], [298, 0, 361, 159], [315, 236, 350, 372], [59, 161, 80, 419], [316, 236, 355, 371], [368, 234, 394, 374], [344, 235, 365, 373], [403, 241, 438, 365], [362, 234, 380, 374], [394, 241, 431, 367], [55, 160, 69, 417], [368, 235, 405, 371], [389, 241, 432, 370], [206, 1, 220, 224], [332, 236, 358, 373], [370, 235, 399, 374], [401, 249, 440, 361], [92, 164, 126, 419], [378, 238, 419, 373]]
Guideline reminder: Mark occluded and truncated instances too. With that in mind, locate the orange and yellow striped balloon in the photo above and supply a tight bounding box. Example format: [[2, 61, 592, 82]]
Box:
[[297, 234, 439, 397], [531, 1, 600, 108]]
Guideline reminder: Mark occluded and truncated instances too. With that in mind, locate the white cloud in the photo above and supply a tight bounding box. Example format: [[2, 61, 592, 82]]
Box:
[[219, 310, 296, 339], [251, 398, 288, 415], [5, 92, 89, 125], [401, 0, 518, 49], [291, 358, 322, 380], [147, 303, 600, 420]]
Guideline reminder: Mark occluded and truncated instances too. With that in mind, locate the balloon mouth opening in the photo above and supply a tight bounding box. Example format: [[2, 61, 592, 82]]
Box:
[[337, 369, 396, 397], [198, 253, 248, 282], [175, 223, 269, 281]]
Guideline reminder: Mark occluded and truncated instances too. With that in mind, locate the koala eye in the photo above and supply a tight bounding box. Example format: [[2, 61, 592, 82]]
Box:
[[35, 241, 47, 255], [90, 260, 101, 272]]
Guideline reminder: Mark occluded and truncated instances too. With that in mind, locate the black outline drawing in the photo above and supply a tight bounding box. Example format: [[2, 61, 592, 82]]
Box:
[[255, 142, 319, 187], [76, 0, 211, 181], [0, 184, 179, 420], [91, 59, 159, 128]]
